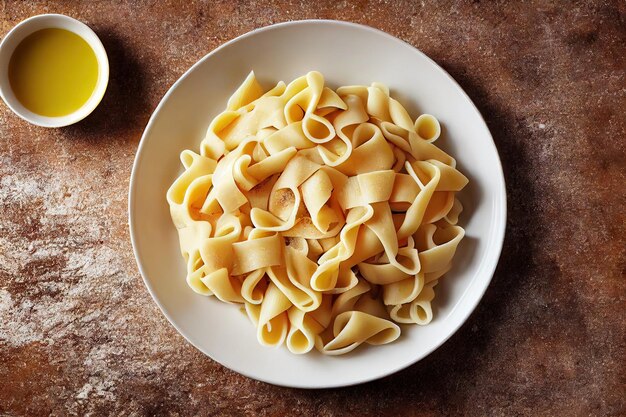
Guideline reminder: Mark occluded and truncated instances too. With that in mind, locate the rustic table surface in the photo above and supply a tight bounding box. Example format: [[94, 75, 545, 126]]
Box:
[[1, 1, 624, 416]]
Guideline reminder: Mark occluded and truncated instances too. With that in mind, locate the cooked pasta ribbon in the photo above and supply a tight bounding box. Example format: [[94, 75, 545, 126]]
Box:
[[167, 71, 469, 355]]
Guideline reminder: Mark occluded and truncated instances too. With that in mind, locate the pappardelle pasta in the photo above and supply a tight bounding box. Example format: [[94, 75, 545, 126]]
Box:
[[167, 71, 468, 355]]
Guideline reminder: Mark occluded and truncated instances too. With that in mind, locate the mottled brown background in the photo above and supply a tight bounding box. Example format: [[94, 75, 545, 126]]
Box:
[[0, 1, 624, 416]]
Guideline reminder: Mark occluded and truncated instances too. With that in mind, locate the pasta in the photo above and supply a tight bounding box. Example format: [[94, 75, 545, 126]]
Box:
[[167, 71, 469, 355]]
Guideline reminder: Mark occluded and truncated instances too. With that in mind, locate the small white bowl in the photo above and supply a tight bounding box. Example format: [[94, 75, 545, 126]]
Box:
[[0, 14, 109, 127]]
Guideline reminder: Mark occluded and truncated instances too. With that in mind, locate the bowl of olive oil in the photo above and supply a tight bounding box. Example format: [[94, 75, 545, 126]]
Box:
[[0, 14, 109, 127]]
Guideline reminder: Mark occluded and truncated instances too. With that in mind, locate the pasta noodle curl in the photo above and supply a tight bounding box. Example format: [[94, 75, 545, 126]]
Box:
[[167, 71, 469, 355]]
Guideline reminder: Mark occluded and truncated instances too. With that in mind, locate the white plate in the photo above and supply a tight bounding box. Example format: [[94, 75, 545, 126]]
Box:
[[129, 20, 506, 388]]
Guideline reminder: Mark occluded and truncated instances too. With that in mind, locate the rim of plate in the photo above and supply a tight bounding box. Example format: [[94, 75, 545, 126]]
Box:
[[128, 19, 507, 388]]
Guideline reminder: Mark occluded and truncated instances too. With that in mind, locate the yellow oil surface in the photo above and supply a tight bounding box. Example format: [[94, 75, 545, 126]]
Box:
[[9, 28, 98, 117]]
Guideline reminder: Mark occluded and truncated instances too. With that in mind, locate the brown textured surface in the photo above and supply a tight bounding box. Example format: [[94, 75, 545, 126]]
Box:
[[1, 1, 625, 415]]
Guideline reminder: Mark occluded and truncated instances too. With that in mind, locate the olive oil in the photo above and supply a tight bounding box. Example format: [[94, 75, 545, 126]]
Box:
[[9, 28, 98, 117]]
